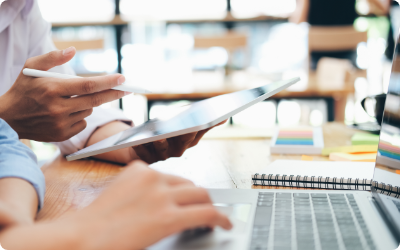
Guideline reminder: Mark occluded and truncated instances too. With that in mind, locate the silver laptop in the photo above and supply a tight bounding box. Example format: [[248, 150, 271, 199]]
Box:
[[148, 35, 400, 250], [67, 78, 299, 161]]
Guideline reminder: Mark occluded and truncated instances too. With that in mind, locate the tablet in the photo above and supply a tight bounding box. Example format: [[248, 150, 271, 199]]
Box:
[[66, 77, 300, 161]]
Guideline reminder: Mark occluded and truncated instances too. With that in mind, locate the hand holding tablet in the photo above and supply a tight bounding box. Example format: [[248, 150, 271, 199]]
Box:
[[67, 77, 300, 161]]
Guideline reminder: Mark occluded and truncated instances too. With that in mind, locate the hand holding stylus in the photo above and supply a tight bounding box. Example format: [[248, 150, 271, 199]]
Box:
[[0, 47, 129, 142]]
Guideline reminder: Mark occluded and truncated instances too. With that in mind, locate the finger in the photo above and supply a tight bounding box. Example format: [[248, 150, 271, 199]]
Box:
[[171, 186, 212, 206], [163, 174, 194, 186], [189, 128, 212, 147], [177, 205, 232, 231], [60, 74, 126, 96], [122, 160, 150, 177], [189, 120, 228, 147], [69, 89, 126, 112], [168, 132, 197, 157], [132, 144, 156, 164], [153, 139, 169, 161], [24, 47, 76, 71], [69, 108, 93, 125], [66, 119, 87, 139]]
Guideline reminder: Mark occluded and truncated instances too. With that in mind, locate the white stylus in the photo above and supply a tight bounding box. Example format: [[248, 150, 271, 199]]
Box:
[[22, 68, 151, 94]]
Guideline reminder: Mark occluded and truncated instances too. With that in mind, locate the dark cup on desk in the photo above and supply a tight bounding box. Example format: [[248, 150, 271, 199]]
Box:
[[361, 94, 387, 125]]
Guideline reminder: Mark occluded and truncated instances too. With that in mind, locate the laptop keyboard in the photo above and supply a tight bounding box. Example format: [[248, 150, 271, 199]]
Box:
[[251, 192, 376, 250]]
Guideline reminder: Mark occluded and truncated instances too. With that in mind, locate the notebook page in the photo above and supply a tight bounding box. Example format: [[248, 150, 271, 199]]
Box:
[[256, 160, 375, 179], [374, 168, 400, 187]]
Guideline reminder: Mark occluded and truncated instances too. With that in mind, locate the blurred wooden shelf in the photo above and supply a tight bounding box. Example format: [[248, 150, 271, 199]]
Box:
[[166, 13, 288, 24], [51, 15, 128, 27], [50, 13, 287, 28]]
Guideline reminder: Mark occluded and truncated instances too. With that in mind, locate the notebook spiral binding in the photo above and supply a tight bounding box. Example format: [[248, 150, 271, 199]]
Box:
[[252, 173, 400, 198]]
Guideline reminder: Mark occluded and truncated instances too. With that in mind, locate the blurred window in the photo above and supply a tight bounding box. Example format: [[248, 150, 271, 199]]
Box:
[[38, 0, 115, 23], [120, 0, 227, 21]]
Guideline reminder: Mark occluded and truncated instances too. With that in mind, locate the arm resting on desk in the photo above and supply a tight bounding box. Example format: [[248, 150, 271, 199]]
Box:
[[0, 178, 38, 228], [0, 161, 231, 250]]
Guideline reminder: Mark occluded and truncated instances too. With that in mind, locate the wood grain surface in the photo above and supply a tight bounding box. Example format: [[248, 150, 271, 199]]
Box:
[[36, 123, 385, 221]]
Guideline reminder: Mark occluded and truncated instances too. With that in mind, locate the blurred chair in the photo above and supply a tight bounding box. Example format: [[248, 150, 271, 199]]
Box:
[[308, 26, 368, 70], [308, 26, 368, 52], [193, 33, 248, 74], [53, 39, 104, 51], [53, 39, 106, 77], [308, 27, 367, 122]]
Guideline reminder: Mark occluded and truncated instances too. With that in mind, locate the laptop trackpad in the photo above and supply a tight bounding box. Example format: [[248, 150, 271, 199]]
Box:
[[148, 203, 252, 250]]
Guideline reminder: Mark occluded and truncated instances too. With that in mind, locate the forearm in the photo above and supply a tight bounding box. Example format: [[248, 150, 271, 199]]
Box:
[[0, 220, 80, 250], [368, 0, 391, 13], [289, 0, 309, 24], [0, 178, 38, 226], [87, 121, 139, 164]]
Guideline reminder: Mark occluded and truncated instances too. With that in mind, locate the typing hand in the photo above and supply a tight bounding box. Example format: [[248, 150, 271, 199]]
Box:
[[70, 160, 232, 250], [0, 47, 128, 142]]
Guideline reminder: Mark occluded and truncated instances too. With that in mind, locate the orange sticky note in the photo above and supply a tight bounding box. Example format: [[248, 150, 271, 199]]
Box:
[[302, 155, 313, 161], [329, 152, 376, 162], [396, 170, 400, 175]]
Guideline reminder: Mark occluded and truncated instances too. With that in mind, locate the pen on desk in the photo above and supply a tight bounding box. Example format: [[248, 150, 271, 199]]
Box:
[[22, 68, 152, 94]]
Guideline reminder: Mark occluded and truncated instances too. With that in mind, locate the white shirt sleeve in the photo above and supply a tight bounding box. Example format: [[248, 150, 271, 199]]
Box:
[[28, 0, 132, 155]]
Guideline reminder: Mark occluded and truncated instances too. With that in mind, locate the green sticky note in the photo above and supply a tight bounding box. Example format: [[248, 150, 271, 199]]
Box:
[[351, 133, 380, 145]]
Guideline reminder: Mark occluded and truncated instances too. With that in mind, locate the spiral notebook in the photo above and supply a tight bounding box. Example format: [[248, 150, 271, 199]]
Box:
[[251, 160, 400, 198]]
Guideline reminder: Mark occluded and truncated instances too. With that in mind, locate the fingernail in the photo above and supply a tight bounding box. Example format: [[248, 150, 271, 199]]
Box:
[[118, 76, 125, 85], [62, 46, 75, 56]]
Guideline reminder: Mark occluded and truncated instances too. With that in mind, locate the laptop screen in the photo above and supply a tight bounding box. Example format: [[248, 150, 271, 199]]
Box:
[[373, 35, 400, 193]]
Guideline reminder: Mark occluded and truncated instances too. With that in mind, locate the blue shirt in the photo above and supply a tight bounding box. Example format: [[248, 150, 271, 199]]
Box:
[[0, 118, 45, 210]]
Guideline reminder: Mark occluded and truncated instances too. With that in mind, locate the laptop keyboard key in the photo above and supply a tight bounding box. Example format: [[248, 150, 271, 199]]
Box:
[[251, 192, 375, 250]]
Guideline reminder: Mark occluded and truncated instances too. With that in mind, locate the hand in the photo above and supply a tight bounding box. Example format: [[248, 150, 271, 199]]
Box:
[[73, 160, 231, 250], [132, 121, 227, 164], [87, 120, 227, 164], [0, 47, 128, 142]]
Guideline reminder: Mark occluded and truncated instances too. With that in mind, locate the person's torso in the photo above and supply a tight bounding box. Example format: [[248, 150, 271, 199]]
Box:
[[308, 0, 358, 26], [0, 0, 32, 96]]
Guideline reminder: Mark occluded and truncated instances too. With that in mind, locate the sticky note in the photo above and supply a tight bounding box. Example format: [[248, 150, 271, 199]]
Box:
[[329, 152, 376, 162], [351, 133, 380, 146], [321, 145, 378, 156], [275, 128, 314, 146], [271, 127, 324, 155], [301, 155, 314, 161], [378, 140, 400, 161]]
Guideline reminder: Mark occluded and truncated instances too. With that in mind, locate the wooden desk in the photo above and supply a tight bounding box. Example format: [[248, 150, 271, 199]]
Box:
[[36, 123, 385, 222]]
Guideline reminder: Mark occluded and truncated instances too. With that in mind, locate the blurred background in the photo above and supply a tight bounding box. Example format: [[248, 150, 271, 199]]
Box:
[[32, 0, 399, 160]]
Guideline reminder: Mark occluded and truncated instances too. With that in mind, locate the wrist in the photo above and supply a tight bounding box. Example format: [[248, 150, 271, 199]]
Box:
[[0, 94, 11, 123], [67, 208, 112, 250], [88, 121, 137, 164], [0, 93, 24, 138], [0, 178, 38, 226]]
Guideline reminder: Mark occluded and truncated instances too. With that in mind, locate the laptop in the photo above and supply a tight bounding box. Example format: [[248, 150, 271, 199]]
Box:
[[148, 34, 400, 250], [67, 77, 299, 161]]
